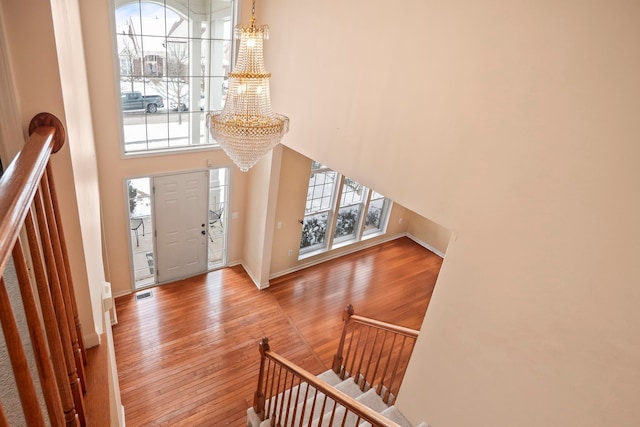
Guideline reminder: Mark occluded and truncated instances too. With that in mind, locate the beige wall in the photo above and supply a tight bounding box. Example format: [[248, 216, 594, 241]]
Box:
[[262, 0, 640, 425], [1, 0, 103, 343], [242, 147, 282, 288], [406, 213, 451, 256]]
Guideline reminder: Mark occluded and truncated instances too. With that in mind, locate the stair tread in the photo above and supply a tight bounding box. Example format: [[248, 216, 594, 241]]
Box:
[[334, 378, 364, 399], [318, 370, 342, 386], [356, 388, 388, 413], [378, 406, 413, 427]]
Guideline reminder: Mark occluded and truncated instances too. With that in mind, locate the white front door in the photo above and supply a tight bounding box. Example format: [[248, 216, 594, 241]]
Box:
[[154, 171, 209, 284]]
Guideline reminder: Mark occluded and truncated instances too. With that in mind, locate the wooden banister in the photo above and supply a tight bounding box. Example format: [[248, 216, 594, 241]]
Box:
[[349, 315, 419, 339], [0, 117, 60, 275], [256, 338, 402, 427], [0, 113, 83, 426], [332, 305, 419, 405]]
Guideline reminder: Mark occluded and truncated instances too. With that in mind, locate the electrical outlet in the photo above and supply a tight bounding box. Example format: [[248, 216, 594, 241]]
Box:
[[287, 249, 292, 256], [277, 221, 282, 229], [399, 217, 403, 224]]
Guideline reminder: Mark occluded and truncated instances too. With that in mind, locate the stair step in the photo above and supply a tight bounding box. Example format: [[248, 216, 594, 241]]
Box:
[[315, 388, 389, 427], [248, 370, 430, 427], [297, 378, 363, 426], [363, 405, 412, 427], [260, 370, 343, 426]]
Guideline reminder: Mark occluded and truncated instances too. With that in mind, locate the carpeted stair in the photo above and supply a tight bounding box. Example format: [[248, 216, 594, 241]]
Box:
[[247, 370, 428, 427]]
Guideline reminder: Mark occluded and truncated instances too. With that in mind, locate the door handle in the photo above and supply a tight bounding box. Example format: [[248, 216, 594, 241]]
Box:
[[201, 230, 206, 235]]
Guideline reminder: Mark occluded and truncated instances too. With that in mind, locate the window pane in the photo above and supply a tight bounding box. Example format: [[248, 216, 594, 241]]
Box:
[[334, 205, 361, 240], [300, 213, 328, 250], [137, 3, 172, 37], [364, 198, 384, 231], [340, 177, 365, 206], [305, 170, 336, 214], [364, 192, 389, 235], [127, 177, 155, 288]]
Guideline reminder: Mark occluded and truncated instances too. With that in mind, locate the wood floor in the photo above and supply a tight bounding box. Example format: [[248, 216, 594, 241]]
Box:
[[112, 237, 443, 426]]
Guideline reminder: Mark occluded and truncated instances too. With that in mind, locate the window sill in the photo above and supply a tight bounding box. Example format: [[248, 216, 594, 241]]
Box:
[[297, 247, 327, 261], [122, 144, 222, 159]]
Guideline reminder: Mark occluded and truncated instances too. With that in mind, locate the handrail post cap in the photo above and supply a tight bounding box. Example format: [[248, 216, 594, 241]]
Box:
[[259, 336, 270, 354], [28, 113, 66, 153]]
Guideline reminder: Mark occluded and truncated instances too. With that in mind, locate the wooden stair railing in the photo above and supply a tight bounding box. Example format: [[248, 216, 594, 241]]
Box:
[[0, 113, 86, 426], [332, 304, 419, 405], [254, 337, 402, 427]]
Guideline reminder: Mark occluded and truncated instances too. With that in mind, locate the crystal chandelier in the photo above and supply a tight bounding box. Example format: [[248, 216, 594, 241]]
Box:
[[208, 0, 289, 172]]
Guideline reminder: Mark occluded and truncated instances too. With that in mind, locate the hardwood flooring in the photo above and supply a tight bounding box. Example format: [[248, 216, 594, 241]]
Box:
[[112, 237, 442, 426]]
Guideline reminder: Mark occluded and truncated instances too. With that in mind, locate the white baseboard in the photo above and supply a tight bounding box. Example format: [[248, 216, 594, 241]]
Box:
[[113, 289, 132, 298], [119, 404, 126, 427], [83, 331, 100, 348], [241, 263, 269, 290], [405, 233, 446, 258]]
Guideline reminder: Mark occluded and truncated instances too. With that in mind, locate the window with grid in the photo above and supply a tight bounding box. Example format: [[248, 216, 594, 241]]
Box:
[[300, 162, 337, 253], [333, 178, 365, 243], [114, 0, 236, 154], [299, 163, 392, 258]]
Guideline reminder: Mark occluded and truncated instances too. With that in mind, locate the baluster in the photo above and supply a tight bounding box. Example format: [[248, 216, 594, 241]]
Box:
[[315, 392, 330, 427], [277, 368, 289, 424], [344, 326, 359, 379], [0, 402, 9, 427], [45, 167, 87, 368], [327, 399, 337, 426], [298, 374, 311, 427], [290, 375, 303, 427], [12, 240, 65, 426], [34, 190, 86, 426], [377, 333, 398, 397], [283, 370, 296, 426], [271, 364, 282, 425], [385, 335, 408, 404], [332, 304, 354, 374], [306, 385, 319, 427], [370, 330, 389, 394], [266, 360, 277, 419], [41, 170, 87, 392], [354, 326, 372, 387], [0, 276, 46, 426], [362, 328, 381, 390], [25, 209, 79, 426]]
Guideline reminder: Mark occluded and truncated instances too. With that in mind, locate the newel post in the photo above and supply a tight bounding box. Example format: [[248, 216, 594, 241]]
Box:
[[253, 337, 270, 419], [332, 304, 354, 375]]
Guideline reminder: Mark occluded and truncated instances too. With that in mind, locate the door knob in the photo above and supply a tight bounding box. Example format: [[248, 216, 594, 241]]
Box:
[[201, 230, 206, 235]]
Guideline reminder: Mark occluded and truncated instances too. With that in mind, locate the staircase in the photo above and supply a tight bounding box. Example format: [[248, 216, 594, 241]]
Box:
[[247, 305, 429, 427], [247, 369, 428, 427]]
